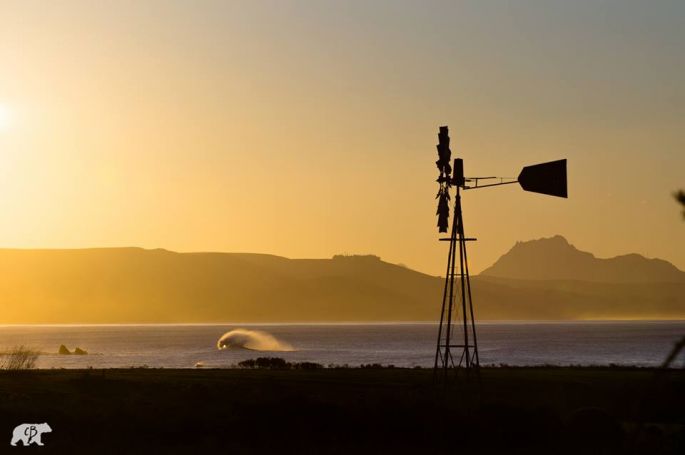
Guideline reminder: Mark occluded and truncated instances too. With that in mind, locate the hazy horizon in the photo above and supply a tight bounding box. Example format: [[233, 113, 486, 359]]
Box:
[[0, 239, 681, 324]]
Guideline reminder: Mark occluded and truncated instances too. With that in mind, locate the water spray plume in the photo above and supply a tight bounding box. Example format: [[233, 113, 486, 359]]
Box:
[[217, 329, 294, 352]]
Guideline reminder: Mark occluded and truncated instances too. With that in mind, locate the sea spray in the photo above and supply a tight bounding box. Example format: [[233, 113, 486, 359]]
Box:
[[217, 329, 294, 352]]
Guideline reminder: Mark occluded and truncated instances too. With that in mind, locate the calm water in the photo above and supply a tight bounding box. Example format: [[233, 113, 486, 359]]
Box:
[[0, 321, 682, 369]]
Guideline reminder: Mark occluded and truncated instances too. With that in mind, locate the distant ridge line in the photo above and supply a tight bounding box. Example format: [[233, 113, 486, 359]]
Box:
[[479, 235, 685, 283]]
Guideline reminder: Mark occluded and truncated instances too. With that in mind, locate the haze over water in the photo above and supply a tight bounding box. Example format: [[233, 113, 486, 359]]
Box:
[[1, 321, 682, 369]]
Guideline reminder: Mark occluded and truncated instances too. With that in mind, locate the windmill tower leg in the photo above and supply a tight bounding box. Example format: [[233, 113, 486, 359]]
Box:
[[433, 216, 456, 375], [434, 186, 480, 380]]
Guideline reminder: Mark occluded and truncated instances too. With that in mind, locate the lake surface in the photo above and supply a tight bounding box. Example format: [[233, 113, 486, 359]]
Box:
[[0, 321, 682, 369]]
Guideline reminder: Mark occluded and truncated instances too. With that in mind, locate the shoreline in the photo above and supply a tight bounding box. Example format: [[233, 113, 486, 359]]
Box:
[[0, 319, 684, 327]]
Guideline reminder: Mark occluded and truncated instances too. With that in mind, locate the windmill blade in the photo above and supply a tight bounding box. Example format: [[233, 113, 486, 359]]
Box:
[[517, 159, 567, 198], [436, 126, 452, 177]]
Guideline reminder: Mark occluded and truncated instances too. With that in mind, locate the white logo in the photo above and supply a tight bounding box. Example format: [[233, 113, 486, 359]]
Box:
[[10, 423, 52, 446]]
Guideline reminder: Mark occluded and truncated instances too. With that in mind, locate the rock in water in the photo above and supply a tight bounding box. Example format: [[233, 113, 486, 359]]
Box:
[[73, 347, 87, 355], [58, 344, 71, 355]]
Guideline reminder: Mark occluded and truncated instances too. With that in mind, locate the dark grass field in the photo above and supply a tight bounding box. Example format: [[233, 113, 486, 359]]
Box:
[[0, 367, 682, 454]]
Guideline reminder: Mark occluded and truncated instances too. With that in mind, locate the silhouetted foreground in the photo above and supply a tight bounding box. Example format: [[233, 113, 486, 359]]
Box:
[[0, 368, 682, 454]]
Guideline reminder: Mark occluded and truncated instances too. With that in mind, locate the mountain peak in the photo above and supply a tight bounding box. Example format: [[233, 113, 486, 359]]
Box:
[[480, 236, 685, 283], [512, 235, 574, 251], [515, 235, 573, 248]]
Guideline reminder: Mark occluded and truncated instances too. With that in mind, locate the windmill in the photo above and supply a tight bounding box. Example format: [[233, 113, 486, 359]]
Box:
[[433, 126, 567, 380]]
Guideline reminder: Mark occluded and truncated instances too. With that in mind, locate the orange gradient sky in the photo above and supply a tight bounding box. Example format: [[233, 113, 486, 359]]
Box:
[[0, 0, 683, 275]]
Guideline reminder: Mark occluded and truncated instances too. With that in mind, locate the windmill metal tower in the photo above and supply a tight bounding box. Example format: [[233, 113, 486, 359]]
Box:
[[432, 126, 567, 380]]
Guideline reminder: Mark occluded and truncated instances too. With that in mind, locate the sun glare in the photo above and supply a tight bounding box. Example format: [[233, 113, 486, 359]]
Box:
[[0, 104, 12, 132]]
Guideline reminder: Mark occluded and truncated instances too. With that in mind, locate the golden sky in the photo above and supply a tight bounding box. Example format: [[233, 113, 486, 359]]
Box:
[[0, 0, 683, 275]]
